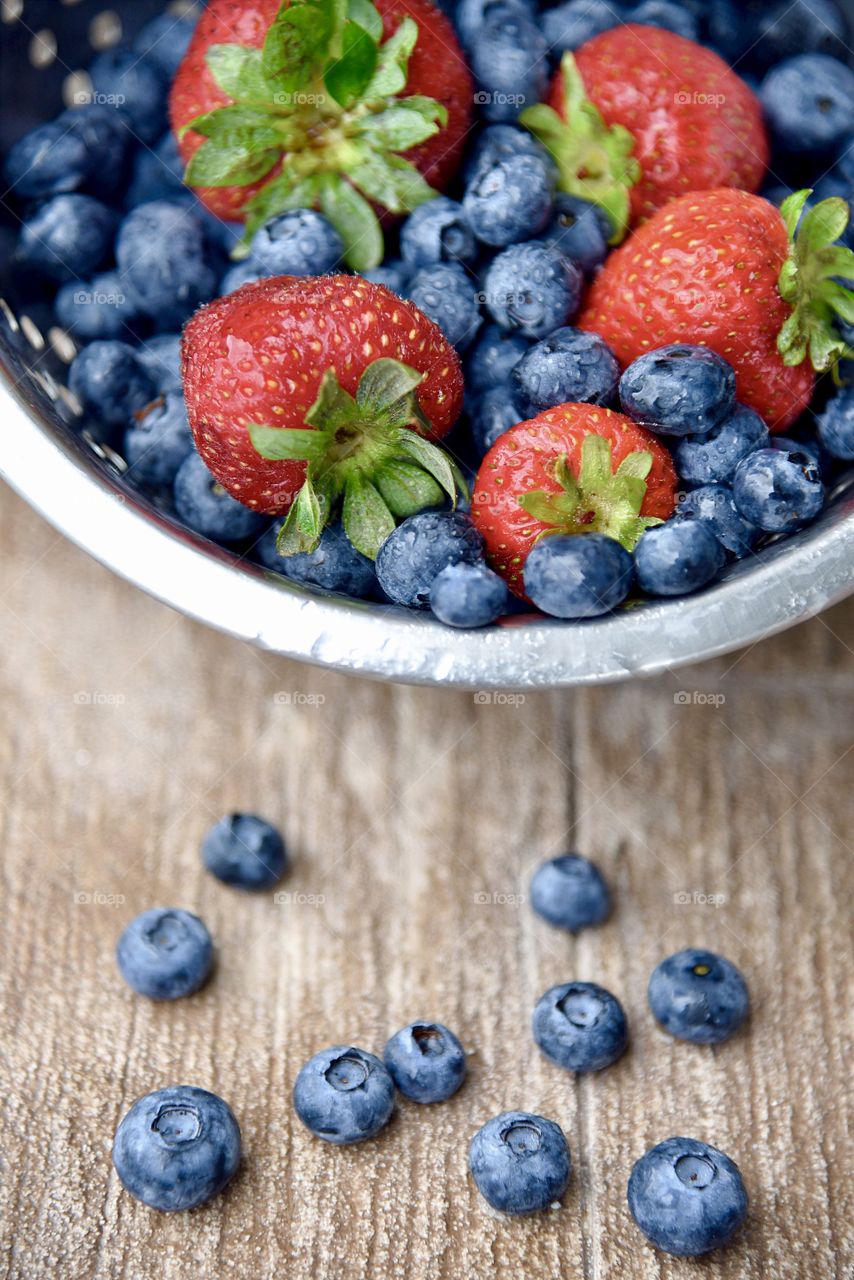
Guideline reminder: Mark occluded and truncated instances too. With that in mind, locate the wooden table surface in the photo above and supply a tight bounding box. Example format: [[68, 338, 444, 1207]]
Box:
[[0, 484, 852, 1280]]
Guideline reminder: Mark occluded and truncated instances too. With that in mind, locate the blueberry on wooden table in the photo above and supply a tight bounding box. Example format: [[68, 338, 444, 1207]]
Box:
[[112, 1086, 240, 1212], [116, 908, 213, 1001], [202, 813, 287, 891], [293, 1047, 395, 1144], [647, 948, 749, 1044], [533, 981, 628, 1072], [383, 1022, 467, 1103], [628, 1137, 748, 1256], [529, 853, 611, 933], [469, 1112, 571, 1214]]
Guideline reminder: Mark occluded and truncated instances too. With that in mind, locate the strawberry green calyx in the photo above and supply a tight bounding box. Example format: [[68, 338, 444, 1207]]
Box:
[[519, 54, 640, 244], [518, 436, 663, 551], [180, 0, 447, 269], [777, 189, 854, 374], [249, 357, 466, 558]]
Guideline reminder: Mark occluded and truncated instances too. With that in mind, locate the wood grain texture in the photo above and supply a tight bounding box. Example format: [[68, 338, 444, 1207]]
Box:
[[0, 484, 852, 1280]]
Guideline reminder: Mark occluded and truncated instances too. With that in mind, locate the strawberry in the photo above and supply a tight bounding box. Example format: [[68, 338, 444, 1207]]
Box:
[[169, 0, 473, 268], [182, 273, 465, 557], [520, 25, 767, 241], [579, 188, 854, 432], [471, 404, 677, 597]]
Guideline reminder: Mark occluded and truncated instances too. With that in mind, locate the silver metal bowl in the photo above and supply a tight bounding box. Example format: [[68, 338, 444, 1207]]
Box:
[[2, 0, 853, 688]]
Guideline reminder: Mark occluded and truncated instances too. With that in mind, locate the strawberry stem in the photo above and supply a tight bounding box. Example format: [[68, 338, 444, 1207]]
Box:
[[518, 436, 662, 551], [249, 357, 466, 559], [519, 53, 641, 245], [180, 0, 447, 269], [777, 189, 854, 373]]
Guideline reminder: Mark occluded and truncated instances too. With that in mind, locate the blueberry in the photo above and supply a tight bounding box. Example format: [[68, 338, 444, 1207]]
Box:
[[677, 485, 760, 559], [732, 446, 825, 533], [816, 386, 854, 459], [400, 197, 477, 266], [463, 122, 554, 186], [258, 520, 378, 597], [113, 1085, 240, 1211], [55, 272, 141, 343], [293, 1046, 395, 1143], [116, 908, 213, 1000], [529, 853, 611, 933], [383, 1022, 467, 1102], [455, 0, 535, 49], [754, 0, 848, 70], [770, 434, 827, 476], [524, 533, 633, 618], [17, 194, 116, 283], [4, 120, 93, 200], [69, 340, 156, 429], [132, 12, 197, 80], [620, 345, 736, 436], [469, 1112, 571, 1213], [674, 404, 769, 487], [250, 209, 343, 276], [407, 262, 481, 350], [136, 333, 183, 396], [483, 243, 583, 338], [463, 154, 555, 247], [202, 813, 287, 891], [125, 131, 186, 207], [648, 948, 749, 1044], [376, 510, 484, 608], [533, 981, 628, 1072], [430, 561, 508, 626], [542, 0, 622, 55], [117, 202, 218, 330], [540, 194, 612, 277], [220, 261, 264, 295], [761, 55, 854, 157], [470, 385, 524, 455], [466, 325, 531, 394], [57, 103, 129, 200], [628, 1137, 748, 1256], [174, 452, 269, 544], [634, 519, 725, 597], [362, 260, 412, 296], [124, 393, 194, 490], [629, 0, 699, 39], [89, 48, 167, 144], [470, 9, 549, 123], [512, 327, 620, 413]]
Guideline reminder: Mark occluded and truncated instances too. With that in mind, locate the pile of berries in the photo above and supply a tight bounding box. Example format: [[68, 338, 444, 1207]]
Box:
[[112, 818, 752, 1259], [4, 0, 854, 629]]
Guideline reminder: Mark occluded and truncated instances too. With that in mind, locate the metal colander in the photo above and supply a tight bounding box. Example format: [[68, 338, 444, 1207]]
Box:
[[1, 0, 853, 688]]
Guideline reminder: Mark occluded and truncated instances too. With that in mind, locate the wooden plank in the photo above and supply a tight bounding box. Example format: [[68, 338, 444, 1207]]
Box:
[[0, 486, 851, 1280]]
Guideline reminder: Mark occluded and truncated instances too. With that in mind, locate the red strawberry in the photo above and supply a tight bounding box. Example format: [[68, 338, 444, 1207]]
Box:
[[182, 274, 465, 557], [471, 404, 677, 597], [579, 188, 854, 432], [169, 0, 472, 267], [521, 25, 767, 240]]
